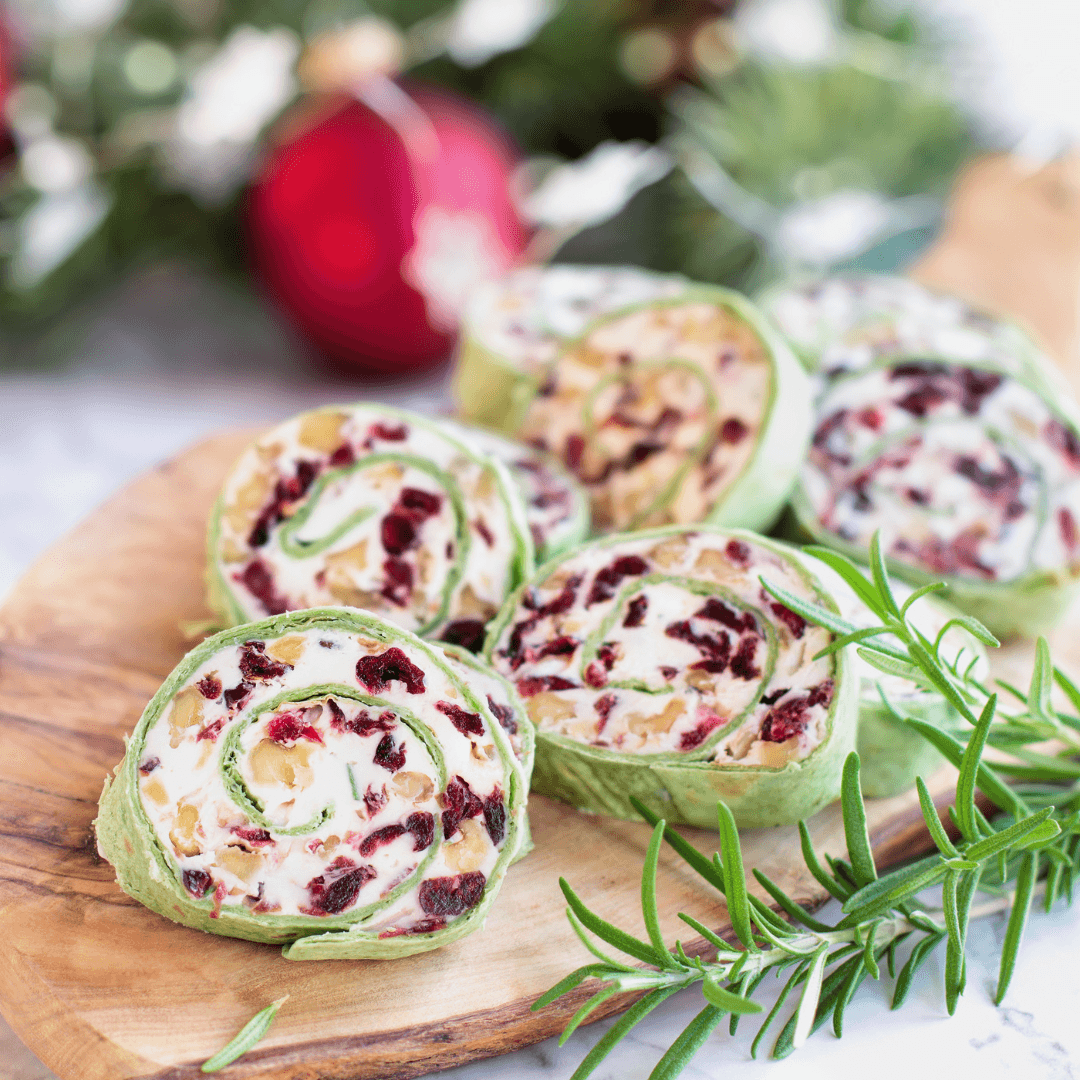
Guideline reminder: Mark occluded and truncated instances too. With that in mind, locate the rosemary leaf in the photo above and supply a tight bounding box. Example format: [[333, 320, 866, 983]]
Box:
[[840, 753, 876, 887], [200, 995, 288, 1073], [559, 878, 667, 967], [717, 802, 756, 950], [996, 851, 1038, 1004], [642, 822, 678, 968], [648, 1005, 726, 1080]]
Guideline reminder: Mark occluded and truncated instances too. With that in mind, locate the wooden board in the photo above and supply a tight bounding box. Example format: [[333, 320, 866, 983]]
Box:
[[2, 150, 1079, 1079], [0, 430, 1047, 1080]]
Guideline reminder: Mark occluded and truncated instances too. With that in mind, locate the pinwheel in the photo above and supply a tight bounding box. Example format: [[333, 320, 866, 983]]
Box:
[[791, 354, 1080, 637], [96, 609, 527, 959], [485, 526, 858, 828], [206, 404, 533, 652]]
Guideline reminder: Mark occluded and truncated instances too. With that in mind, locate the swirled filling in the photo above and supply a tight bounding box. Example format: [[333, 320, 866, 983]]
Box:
[[489, 531, 838, 767], [137, 627, 514, 935], [214, 408, 527, 645], [465, 264, 688, 374], [802, 362, 1080, 581], [520, 302, 773, 530]]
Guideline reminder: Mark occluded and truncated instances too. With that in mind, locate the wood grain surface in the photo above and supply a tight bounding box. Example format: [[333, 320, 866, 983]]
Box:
[[1, 151, 1079, 1079]]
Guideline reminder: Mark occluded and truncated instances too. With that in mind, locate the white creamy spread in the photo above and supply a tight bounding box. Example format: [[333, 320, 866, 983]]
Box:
[[137, 625, 516, 935], [213, 406, 529, 642], [490, 531, 838, 767]]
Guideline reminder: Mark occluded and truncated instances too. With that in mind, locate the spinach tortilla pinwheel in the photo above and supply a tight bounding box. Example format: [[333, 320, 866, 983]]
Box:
[[508, 285, 811, 533], [441, 420, 589, 561], [791, 352, 1080, 638], [485, 527, 858, 828], [207, 404, 533, 652], [454, 263, 689, 432], [809, 561, 989, 798], [95, 609, 527, 959]]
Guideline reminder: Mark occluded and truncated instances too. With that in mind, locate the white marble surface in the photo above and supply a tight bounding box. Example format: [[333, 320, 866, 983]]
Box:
[[1, 267, 1078, 1079]]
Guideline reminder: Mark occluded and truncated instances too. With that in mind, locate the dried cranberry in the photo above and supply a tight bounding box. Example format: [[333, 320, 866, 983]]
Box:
[[442, 776, 484, 838], [223, 680, 253, 712], [358, 823, 407, 857], [725, 539, 752, 568], [441, 619, 487, 653], [665, 620, 731, 672], [1062, 508, 1079, 551], [379, 916, 447, 938], [906, 488, 931, 505], [400, 488, 441, 518], [266, 712, 323, 744], [381, 513, 416, 555], [696, 598, 756, 634], [660, 666, 678, 680], [761, 698, 810, 742], [679, 715, 722, 751], [418, 872, 486, 917], [584, 663, 608, 688], [356, 648, 426, 694], [139, 757, 160, 774], [760, 687, 790, 706], [238, 560, 288, 615], [720, 418, 749, 443], [586, 555, 649, 606], [196, 718, 226, 742], [482, 788, 506, 846], [896, 382, 947, 417], [248, 462, 319, 548], [239, 641, 289, 681], [196, 675, 222, 700], [625, 441, 662, 467], [1046, 419, 1080, 468], [959, 368, 1002, 413], [183, 869, 213, 897], [729, 636, 761, 680], [436, 700, 485, 737], [956, 454, 1020, 496], [768, 600, 807, 639], [807, 680, 835, 708], [381, 556, 413, 606], [331, 703, 395, 737], [623, 595, 649, 627], [565, 434, 585, 469], [372, 422, 408, 441], [363, 785, 387, 816], [539, 573, 584, 618], [891, 362, 946, 380], [328, 443, 355, 467], [232, 826, 274, 846], [406, 812, 435, 851], [487, 695, 517, 735], [855, 408, 883, 431], [516, 675, 578, 697], [525, 635, 579, 663], [373, 734, 407, 772], [307, 859, 376, 915], [595, 694, 617, 733], [475, 518, 495, 547]]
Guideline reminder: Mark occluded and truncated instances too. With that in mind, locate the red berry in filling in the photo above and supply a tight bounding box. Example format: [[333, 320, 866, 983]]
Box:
[[475, 518, 495, 547], [196, 718, 226, 742], [482, 788, 506, 846], [306, 858, 376, 915], [183, 868, 213, 897], [239, 641, 289, 681], [486, 695, 517, 735], [407, 811, 435, 850], [720, 417, 749, 443], [696, 597, 756, 634], [441, 776, 483, 838], [372, 422, 407, 441], [139, 757, 160, 774], [584, 663, 607, 688], [363, 785, 387, 817], [436, 700, 485, 737], [418, 872, 486, 917], [516, 675, 578, 697], [232, 826, 274, 846], [328, 443, 355, 467], [223, 680, 253, 712], [356, 648, 426, 694], [238, 559, 288, 615], [196, 675, 223, 700], [766, 600, 807, 639], [1046, 419, 1080, 468], [441, 619, 487, 653], [381, 556, 413, 606], [373, 734, 407, 772], [729, 636, 760, 680], [565, 434, 585, 469], [595, 693, 617, 733], [725, 540, 751, 568], [760, 698, 810, 742], [679, 714, 722, 751], [623, 595, 649, 627], [586, 555, 649, 606], [381, 513, 417, 556], [400, 488, 441, 518], [358, 823, 407, 857], [1061, 508, 1079, 552], [266, 712, 324, 744]]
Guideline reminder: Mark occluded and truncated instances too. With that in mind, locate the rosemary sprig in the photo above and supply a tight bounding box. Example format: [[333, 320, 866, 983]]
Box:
[[201, 995, 289, 1073], [535, 534, 1080, 1078]]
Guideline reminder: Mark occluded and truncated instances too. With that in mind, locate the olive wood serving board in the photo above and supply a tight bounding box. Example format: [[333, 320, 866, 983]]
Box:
[[0, 428, 1059, 1080], [3, 150, 1080, 1080]]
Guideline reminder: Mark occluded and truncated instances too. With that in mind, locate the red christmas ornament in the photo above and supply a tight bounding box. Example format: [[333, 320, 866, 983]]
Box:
[[248, 84, 528, 375]]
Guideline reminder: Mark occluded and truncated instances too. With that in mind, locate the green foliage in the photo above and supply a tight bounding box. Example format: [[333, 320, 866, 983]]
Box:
[[535, 532, 1080, 1079]]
